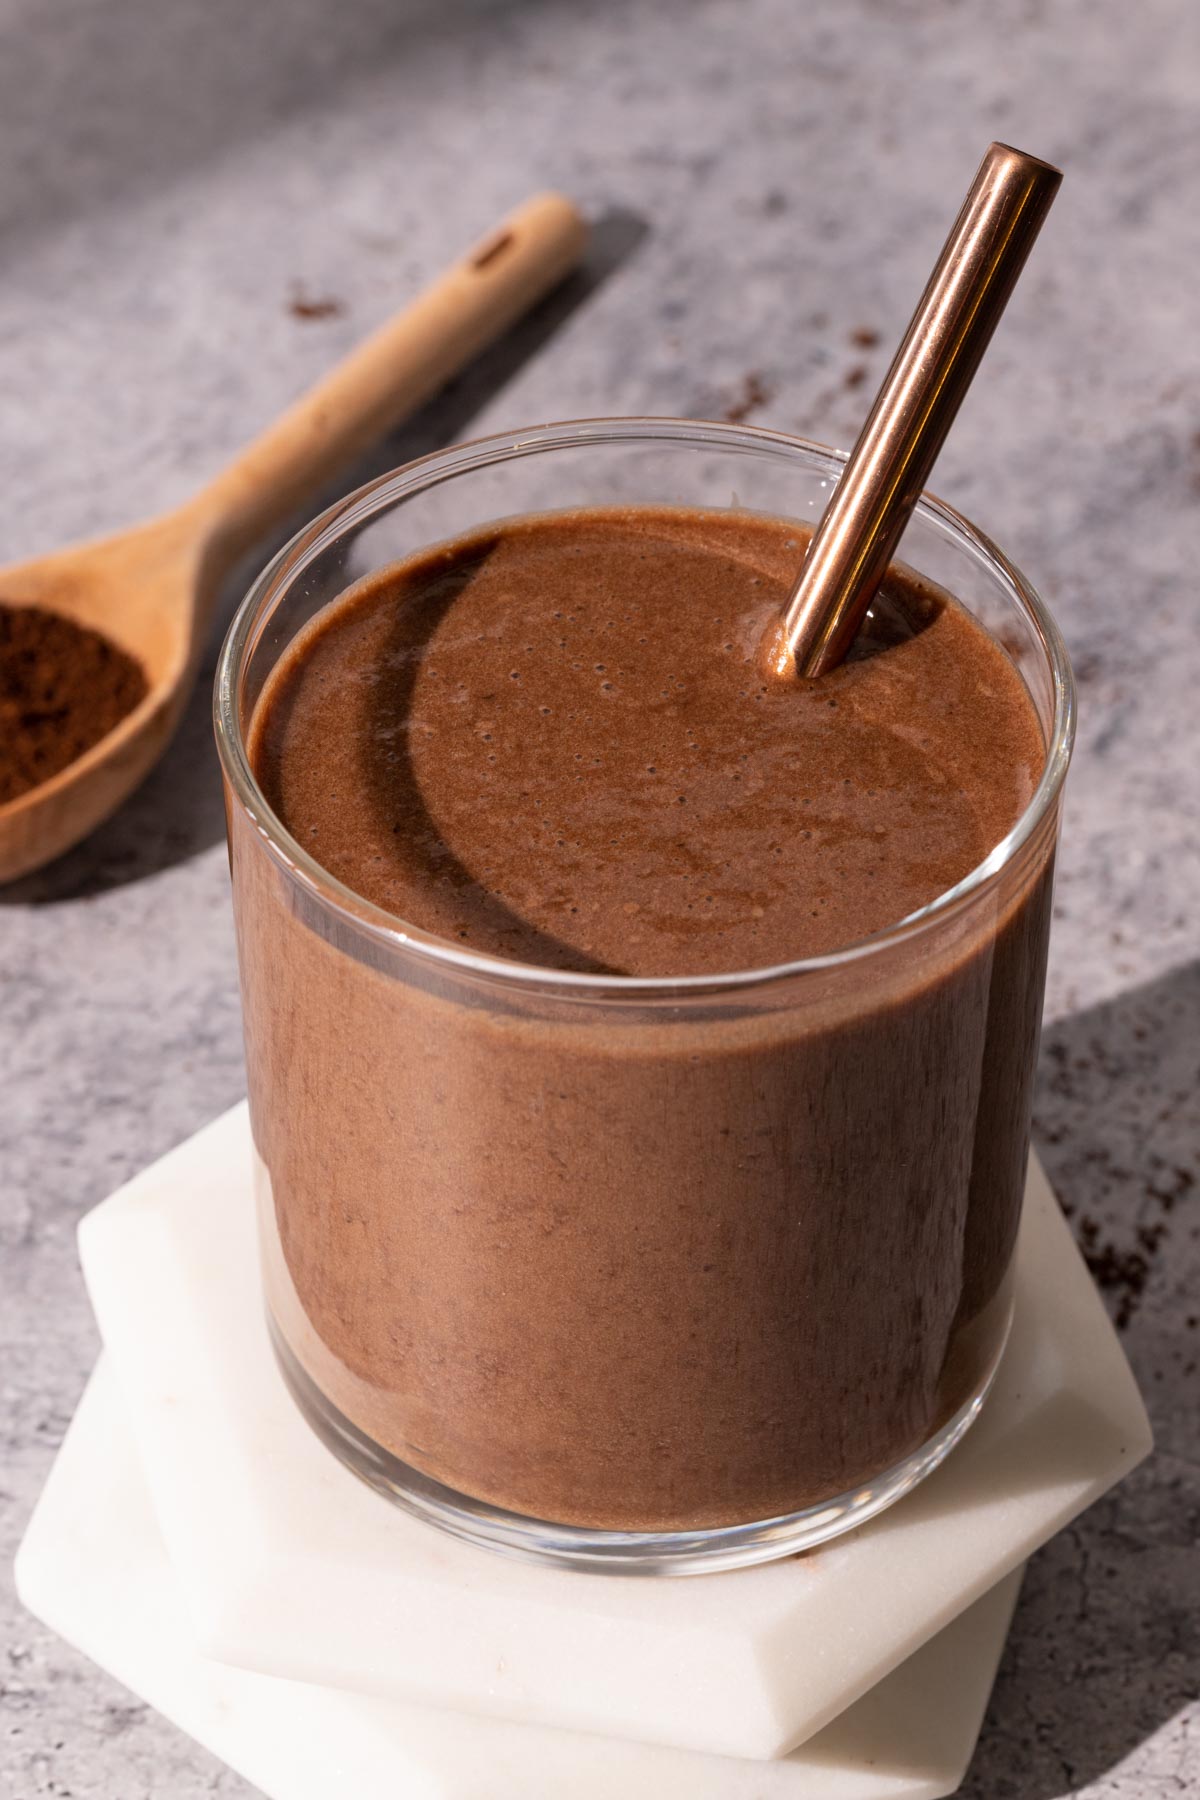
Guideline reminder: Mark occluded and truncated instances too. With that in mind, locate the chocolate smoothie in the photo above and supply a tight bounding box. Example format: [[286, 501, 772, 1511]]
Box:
[[233, 504, 1053, 1531]]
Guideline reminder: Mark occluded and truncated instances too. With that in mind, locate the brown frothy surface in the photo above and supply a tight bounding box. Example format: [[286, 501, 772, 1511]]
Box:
[[0, 603, 148, 805], [251, 506, 1042, 975]]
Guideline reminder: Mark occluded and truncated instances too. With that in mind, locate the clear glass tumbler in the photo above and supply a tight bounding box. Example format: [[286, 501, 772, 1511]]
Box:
[[215, 419, 1075, 1574]]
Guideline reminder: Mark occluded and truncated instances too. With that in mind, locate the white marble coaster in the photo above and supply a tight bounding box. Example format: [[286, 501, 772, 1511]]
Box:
[[16, 1359, 1025, 1800], [77, 1103, 1151, 1761]]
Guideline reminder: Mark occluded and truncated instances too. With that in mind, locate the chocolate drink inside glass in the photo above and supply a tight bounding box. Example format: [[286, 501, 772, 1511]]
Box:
[[232, 494, 1055, 1538]]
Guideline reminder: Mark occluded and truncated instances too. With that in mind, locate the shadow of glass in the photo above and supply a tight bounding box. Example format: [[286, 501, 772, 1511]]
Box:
[[258, 533, 620, 974], [958, 959, 1199, 1797], [359, 548, 622, 975], [890, 1391, 1135, 1536], [2, 210, 648, 906]]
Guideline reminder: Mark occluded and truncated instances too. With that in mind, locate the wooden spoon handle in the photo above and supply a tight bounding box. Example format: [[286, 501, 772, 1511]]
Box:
[[192, 192, 586, 566]]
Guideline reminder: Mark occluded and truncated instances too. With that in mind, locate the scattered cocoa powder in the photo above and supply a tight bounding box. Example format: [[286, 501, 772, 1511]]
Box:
[[287, 285, 346, 321], [1074, 1208, 1165, 1331], [1083, 1239, 1149, 1329], [722, 371, 773, 423], [0, 603, 148, 804]]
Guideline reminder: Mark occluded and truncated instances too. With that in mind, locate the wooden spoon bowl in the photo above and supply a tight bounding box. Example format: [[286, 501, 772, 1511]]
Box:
[[0, 193, 586, 883]]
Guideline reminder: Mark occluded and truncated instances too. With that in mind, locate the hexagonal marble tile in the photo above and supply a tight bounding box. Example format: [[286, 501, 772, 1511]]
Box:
[[15, 1359, 1024, 1800], [74, 1104, 1149, 1762]]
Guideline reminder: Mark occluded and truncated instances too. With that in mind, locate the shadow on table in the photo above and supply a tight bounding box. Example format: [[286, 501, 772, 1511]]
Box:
[[961, 959, 1199, 1797], [1, 0, 584, 249], [2, 209, 648, 906]]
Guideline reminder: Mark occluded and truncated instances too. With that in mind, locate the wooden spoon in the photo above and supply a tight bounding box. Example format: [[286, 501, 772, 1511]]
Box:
[[0, 192, 586, 883]]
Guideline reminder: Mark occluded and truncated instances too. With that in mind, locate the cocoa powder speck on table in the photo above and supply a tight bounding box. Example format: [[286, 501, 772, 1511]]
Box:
[[0, 603, 148, 804]]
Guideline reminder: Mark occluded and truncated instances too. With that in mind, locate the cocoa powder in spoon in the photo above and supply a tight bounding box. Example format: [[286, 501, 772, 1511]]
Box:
[[0, 604, 147, 804]]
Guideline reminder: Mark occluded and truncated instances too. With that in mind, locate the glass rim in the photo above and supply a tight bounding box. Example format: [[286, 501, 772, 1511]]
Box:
[[214, 416, 1076, 999]]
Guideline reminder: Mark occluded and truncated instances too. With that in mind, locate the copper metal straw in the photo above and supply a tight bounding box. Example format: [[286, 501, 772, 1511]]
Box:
[[765, 142, 1062, 681]]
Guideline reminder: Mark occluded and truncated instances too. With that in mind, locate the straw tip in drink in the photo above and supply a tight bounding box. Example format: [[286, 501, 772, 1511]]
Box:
[[758, 617, 799, 684]]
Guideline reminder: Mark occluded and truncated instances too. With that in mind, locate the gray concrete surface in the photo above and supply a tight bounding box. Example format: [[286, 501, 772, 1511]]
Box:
[[3, 0, 1197, 1793]]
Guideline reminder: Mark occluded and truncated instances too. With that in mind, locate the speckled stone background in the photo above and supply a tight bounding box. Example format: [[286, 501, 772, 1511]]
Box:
[[3, 1, 1198, 1794]]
